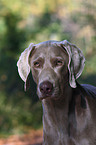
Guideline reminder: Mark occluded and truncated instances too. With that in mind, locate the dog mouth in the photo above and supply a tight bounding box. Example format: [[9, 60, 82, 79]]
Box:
[[38, 90, 53, 100], [39, 95, 51, 100], [38, 86, 60, 100]]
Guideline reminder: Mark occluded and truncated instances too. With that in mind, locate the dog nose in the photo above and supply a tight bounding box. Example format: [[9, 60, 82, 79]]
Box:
[[39, 81, 53, 95]]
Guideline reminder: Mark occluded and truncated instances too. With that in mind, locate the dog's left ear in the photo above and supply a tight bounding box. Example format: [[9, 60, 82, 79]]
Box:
[[60, 40, 85, 88]]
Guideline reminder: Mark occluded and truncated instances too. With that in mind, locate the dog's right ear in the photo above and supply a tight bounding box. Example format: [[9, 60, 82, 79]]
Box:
[[17, 43, 35, 91]]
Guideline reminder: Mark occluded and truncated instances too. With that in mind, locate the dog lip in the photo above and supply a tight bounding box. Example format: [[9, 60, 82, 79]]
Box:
[[39, 92, 60, 100], [39, 93, 52, 100], [39, 95, 50, 100], [39, 95, 60, 101]]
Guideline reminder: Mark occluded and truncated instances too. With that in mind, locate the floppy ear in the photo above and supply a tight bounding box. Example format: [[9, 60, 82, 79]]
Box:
[[60, 40, 85, 88], [17, 43, 35, 91]]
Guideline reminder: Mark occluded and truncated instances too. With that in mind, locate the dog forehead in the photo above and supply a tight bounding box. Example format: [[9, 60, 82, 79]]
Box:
[[35, 40, 59, 46], [33, 41, 68, 58]]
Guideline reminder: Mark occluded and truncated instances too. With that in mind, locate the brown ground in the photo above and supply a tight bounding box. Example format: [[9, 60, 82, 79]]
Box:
[[0, 130, 43, 145]]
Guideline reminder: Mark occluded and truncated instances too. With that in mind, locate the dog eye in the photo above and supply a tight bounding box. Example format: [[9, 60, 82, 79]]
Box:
[[55, 60, 63, 66], [34, 61, 40, 68]]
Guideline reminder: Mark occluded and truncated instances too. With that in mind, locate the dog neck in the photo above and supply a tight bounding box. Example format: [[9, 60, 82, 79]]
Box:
[[42, 86, 73, 145]]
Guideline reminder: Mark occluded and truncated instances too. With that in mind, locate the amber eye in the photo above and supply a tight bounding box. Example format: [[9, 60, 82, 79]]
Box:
[[55, 59, 63, 66], [34, 61, 40, 68]]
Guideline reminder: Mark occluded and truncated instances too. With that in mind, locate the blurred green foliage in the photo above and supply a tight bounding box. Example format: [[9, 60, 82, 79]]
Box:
[[0, 0, 96, 136]]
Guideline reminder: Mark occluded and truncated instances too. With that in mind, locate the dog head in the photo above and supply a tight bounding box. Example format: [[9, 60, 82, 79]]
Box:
[[17, 40, 85, 100]]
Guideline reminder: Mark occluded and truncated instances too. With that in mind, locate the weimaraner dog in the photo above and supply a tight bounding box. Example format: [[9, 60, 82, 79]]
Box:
[[17, 40, 96, 145]]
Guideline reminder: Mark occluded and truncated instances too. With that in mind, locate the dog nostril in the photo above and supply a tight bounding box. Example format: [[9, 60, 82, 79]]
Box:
[[40, 81, 53, 94]]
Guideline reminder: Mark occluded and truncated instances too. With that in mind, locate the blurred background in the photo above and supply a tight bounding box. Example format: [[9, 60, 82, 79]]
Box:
[[0, 0, 96, 138]]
